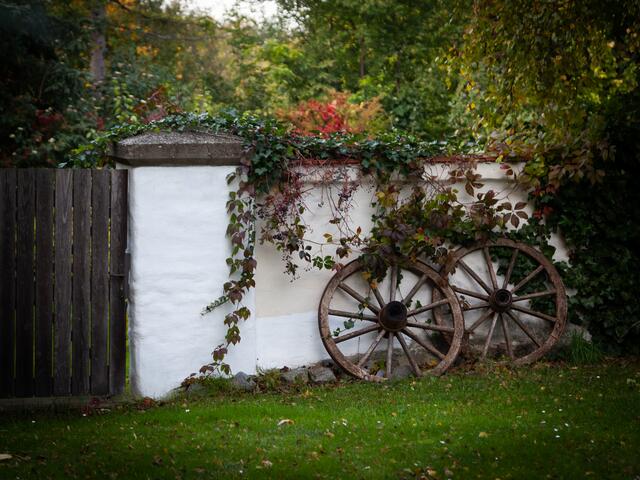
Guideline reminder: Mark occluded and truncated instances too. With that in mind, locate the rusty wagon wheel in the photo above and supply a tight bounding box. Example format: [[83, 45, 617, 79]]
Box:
[[433, 238, 567, 365], [318, 258, 465, 381]]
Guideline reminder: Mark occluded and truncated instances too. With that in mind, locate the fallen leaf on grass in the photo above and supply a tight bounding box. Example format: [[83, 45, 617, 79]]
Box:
[[478, 432, 489, 438], [277, 419, 294, 426], [138, 397, 156, 410]]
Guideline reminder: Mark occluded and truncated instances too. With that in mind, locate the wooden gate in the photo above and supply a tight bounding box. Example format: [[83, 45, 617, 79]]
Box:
[[0, 169, 128, 398]]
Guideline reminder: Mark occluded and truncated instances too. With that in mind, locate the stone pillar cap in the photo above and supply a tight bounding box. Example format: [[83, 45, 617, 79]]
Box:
[[109, 130, 246, 166]]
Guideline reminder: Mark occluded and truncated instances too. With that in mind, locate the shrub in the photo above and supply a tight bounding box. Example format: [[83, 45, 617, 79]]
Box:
[[278, 91, 388, 136]]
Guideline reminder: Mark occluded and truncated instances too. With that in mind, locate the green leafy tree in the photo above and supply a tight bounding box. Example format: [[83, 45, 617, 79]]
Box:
[[453, 0, 640, 184], [274, 0, 469, 138], [0, 1, 91, 166], [454, 0, 640, 351]]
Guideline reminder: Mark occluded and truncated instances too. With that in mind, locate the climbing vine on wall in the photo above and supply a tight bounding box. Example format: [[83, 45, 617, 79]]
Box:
[[70, 111, 537, 378]]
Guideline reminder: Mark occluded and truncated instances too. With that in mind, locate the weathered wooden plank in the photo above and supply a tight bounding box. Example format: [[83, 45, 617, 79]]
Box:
[[15, 169, 36, 397], [109, 170, 127, 395], [0, 169, 17, 397], [2, 168, 128, 399], [34, 169, 54, 396], [91, 170, 110, 395], [71, 170, 92, 395], [53, 169, 73, 396]]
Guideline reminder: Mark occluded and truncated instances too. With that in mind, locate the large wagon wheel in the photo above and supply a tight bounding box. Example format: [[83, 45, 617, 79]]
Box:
[[434, 238, 567, 365], [318, 258, 464, 381]]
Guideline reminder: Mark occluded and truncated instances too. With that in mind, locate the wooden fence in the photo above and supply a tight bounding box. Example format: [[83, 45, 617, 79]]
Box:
[[0, 169, 128, 398]]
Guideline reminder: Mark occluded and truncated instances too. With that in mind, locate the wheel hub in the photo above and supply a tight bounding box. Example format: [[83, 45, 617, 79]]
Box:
[[379, 300, 408, 332], [489, 288, 513, 312]]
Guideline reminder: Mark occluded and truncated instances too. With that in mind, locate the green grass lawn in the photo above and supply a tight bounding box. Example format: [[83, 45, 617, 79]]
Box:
[[1, 359, 639, 479]]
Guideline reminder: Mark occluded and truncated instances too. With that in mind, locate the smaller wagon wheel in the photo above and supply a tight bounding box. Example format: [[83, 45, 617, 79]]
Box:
[[434, 238, 567, 365], [318, 258, 464, 381]]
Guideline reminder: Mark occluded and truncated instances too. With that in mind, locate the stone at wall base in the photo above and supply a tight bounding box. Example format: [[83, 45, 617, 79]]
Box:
[[308, 366, 337, 384], [281, 367, 309, 384], [391, 364, 414, 380], [232, 372, 257, 392], [185, 382, 206, 397]]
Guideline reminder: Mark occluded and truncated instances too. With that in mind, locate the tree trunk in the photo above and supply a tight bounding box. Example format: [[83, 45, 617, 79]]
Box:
[[90, 2, 106, 85], [359, 35, 366, 78]]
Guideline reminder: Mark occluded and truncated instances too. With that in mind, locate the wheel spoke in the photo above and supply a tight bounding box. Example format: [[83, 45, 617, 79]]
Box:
[[320, 257, 488, 382], [357, 329, 386, 368], [483, 247, 499, 289], [403, 274, 428, 306], [505, 310, 542, 347], [386, 335, 394, 378], [371, 285, 386, 308], [512, 289, 556, 302], [406, 322, 455, 333], [462, 301, 490, 311], [511, 265, 544, 294], [452, 286, 489, 301], [500, 313, 514, 360], [458, 259, 493, 294], [395, 333, 422, 377], [503, 249, 519, 288], [481, 314, 498, 359], [407, 298, 450, 316], [466, 308, 494, 333], [401, 328, 445, 360], [338, 283, 380, 314], [328, 309, 378, 322], [510, 304, 557, 323], [389, 265, 398, 302], [334, 324, 380, 344]]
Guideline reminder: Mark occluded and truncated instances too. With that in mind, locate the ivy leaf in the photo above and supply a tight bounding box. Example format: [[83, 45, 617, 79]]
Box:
[[465, 182, 474, 196]]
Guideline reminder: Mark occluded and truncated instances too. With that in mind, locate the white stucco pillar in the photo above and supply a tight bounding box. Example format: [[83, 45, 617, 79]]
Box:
[[111, 132, 256, 398]]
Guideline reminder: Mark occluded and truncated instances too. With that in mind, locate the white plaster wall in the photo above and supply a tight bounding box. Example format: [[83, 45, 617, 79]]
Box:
[[253, 162, 568, 370], [124, 165, 256, 398], [124, 161, 569, 398], [254, 168, 376, 368]]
